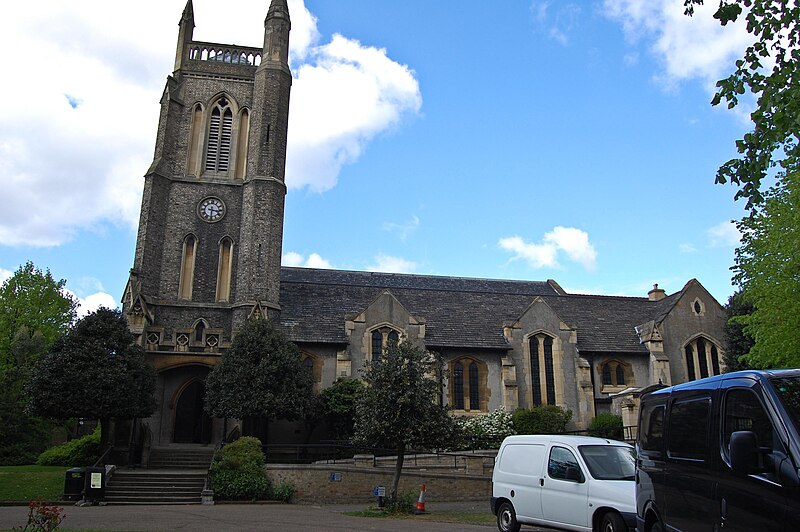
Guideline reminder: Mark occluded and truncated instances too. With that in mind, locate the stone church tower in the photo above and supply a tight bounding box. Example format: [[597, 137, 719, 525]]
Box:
[[123, 0, 292, 446]]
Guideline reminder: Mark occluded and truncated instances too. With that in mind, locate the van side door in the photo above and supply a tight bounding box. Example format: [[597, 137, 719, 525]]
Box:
[[664, 392, 715, 531], [540, 444, 590, 528], [715, 379, 791, 531], [495, 442, 546, 521]]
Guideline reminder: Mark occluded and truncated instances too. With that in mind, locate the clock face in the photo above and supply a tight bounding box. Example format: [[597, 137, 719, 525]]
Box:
[[198, 197, 225, 222]]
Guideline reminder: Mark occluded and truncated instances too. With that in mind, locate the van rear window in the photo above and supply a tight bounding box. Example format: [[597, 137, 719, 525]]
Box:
[[668, 398, 710, 461]]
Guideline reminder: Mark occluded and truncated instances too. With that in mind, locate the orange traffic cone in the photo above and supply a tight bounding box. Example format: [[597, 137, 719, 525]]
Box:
[[414, 484, 427, 514]]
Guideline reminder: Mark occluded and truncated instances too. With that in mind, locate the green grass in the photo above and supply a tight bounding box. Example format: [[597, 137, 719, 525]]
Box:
[[344, 508, 495, 526], [0, 465, 68, 501]]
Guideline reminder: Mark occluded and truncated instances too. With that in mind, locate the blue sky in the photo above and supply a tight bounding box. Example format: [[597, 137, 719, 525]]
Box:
[[0, 0, 753, 314]]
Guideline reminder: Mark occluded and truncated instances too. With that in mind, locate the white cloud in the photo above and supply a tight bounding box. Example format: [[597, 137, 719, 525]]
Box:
[[679, 243, 697, 253], [530, 2, 582, 45], [367, 254, 417, 274], [0, 0, 421, 247], [281, 252, 334, 269], [384, 215, 420, 242], [0, 268, 11, 285], [77, 292, 120, 317], [602, 0, 752, 91], [499, 226, 597, 271], [707, 220, 741, 247]]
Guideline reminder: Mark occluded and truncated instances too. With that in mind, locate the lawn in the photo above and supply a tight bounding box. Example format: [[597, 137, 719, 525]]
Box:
[[0, 465, 68, 501]]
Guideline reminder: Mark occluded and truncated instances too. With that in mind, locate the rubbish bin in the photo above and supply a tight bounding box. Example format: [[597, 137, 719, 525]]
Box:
[[64, 468, 85, 501], [84, 467, 105, 502]]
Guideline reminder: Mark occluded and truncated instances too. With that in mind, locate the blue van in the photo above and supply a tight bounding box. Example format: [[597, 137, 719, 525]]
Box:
[[635, 369, 800, 531]]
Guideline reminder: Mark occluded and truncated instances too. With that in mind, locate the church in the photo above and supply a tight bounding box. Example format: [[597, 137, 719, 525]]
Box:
[[123, 0, 728, 449]]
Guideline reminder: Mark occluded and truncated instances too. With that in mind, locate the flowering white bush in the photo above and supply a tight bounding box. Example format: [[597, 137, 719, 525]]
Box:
[[455, 407, 515, 448]]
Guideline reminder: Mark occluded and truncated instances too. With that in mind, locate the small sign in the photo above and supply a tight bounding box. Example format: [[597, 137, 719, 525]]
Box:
[[329, 472, 342, 482], [373, 485, 386, 497], [90, 472, 102, 489]]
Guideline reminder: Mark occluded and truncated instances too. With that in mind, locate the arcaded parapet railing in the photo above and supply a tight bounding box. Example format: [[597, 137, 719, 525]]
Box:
[[188, 41, 262, 67]]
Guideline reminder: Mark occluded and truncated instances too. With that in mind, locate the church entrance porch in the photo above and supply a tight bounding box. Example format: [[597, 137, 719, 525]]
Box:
[[174, 380, 212, 444], [146, 364, 222, 448]]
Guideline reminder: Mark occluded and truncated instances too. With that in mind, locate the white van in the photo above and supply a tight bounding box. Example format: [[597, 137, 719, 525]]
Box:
[[491, 435, 636, 532]]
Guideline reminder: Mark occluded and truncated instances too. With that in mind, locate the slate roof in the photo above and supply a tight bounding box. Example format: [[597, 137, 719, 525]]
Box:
[[277, 267, 679, 354]]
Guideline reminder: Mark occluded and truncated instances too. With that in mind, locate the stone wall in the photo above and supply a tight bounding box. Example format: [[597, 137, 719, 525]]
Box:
[[265, 461, 492, 504]]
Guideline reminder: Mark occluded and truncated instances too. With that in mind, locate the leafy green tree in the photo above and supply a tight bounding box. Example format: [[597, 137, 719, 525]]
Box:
[[27, 308, 157, 448], [731, 173, 800, 368], [684, 0, 800, 210], [320, 378, 365, 440], [353, 341, 458, 503], [724, 289, 755, 370], [0, 262, 78, 367], [205, 318, 314, 442]]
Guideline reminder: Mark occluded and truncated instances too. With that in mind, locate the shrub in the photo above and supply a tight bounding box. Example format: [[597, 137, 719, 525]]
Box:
[[455, 408, 515, 449], [36, 427, 100, 466], [385, 491, 415, 514], [512, 405, 572, 434], [211, 436, 270, 501], [588, 413, 624, 440], [270, 480, 295, 502]]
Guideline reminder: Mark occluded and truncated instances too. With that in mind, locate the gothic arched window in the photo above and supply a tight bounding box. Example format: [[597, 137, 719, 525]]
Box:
[[369, 327, 402, 367], [205, 97, 233, 174], [529, 333, 557, 406], [187, 104, 204, 176], [449, 357, 486, 412], [216, 237, 234, 302], [599, 360, 631, 390], [178, 234, 197, 300], [684, 337, 723, 381]]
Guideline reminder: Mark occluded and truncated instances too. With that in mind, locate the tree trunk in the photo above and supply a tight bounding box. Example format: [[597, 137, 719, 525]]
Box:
[[391, 443, 405, 503]]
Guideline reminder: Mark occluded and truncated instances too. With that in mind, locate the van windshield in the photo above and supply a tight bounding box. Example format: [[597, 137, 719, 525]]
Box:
[[578, 445, 636, 481], [770, 376, 800, 431]]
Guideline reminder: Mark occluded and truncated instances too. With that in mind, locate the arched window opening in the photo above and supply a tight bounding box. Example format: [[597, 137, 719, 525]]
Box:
[[234, 109, 249, 179], [602, 364, 612, 385], [469, 363, 479, 409], [205, 97, 234, 174], [449, 357, 485, 412], [187, 104, 204, 176], [216, 238, 233, 302], [453, 362, 465, 410], [529, 333, 557, 406], [178, 235, 196, 300], [371, 330, 383, 366], [615, 364, 626, 386], [194, 321, 205, 343], [684, 337, 722, 381], [599, 360, 630, 390], [369, 326, 402, 366], [685, 345, 696, 381]]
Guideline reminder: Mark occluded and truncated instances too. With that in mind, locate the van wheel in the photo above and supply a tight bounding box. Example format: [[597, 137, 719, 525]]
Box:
[[600, 511, 627, 532], [497, 501, 521, 532]]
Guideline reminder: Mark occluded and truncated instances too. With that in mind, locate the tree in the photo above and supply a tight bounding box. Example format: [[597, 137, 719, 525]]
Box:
[[684, 0, 800, 210], [27, 308, 156, 448], [0, 261, 78, 367], [724, 289, 755, 370], [204, 318, 313, 442], [319, 378, 365, 441], [353, 341, 458, 503], [730, 173, 800, 368]]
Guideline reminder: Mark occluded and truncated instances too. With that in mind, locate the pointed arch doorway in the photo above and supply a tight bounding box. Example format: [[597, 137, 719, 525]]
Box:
[[174, 379, 212, 444]]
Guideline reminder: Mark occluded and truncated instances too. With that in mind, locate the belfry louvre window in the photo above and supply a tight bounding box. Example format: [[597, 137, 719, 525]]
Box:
[[205, 98, 233, 173]]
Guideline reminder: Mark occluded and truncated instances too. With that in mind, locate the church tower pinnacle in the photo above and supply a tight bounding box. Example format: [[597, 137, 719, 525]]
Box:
[[174, 0, 195, 72]]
